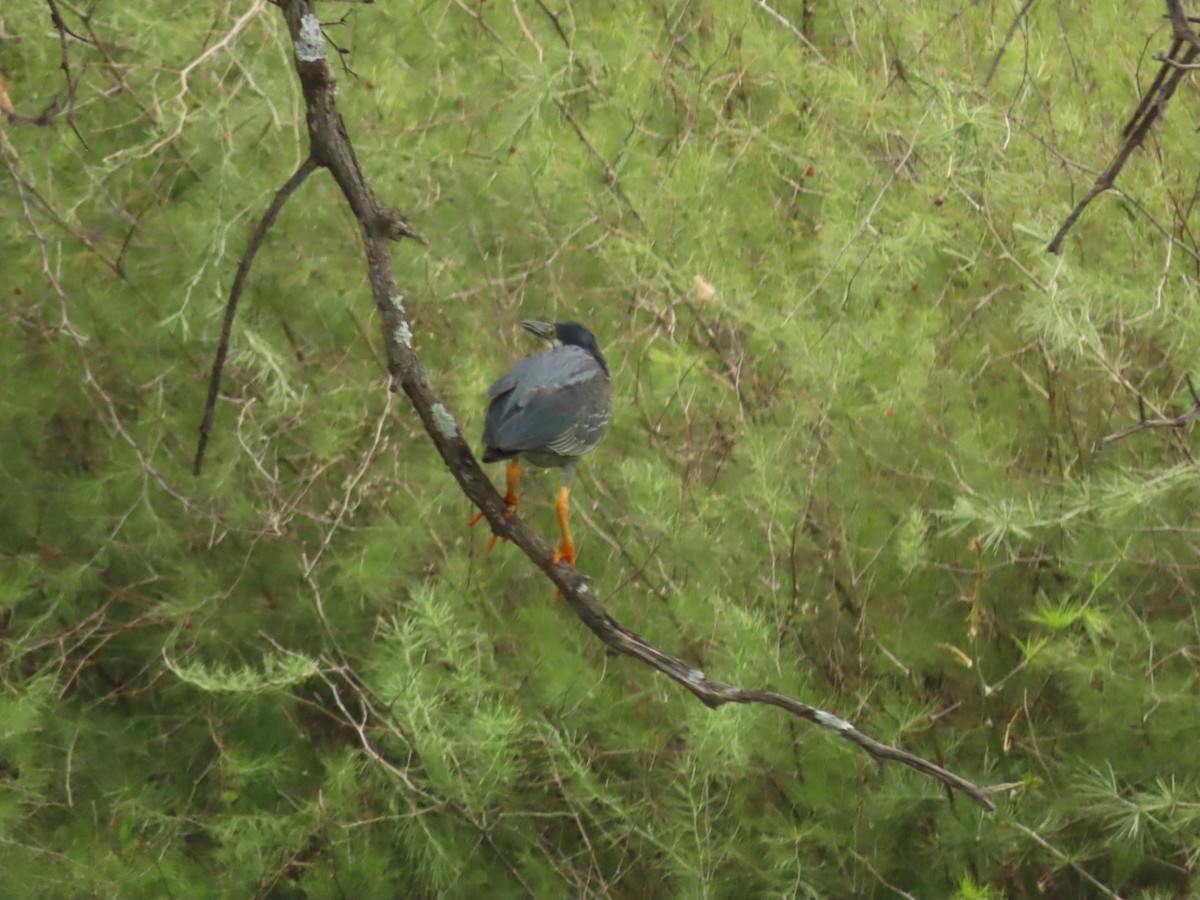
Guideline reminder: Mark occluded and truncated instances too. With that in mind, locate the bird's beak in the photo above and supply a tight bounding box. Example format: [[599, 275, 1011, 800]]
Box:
[[519, 320, 556, 344]]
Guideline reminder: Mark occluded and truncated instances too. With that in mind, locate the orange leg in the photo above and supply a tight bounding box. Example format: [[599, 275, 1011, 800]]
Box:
[[549, 484, 575, 568], [469, 460, 520, 552], [548, 484, 575, 601]]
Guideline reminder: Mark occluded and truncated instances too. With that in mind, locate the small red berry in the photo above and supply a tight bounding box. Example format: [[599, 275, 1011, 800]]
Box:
[[804, 167, 814, 177], [932, 196, 944, 207], [183, 620, 193, 630], [910, 282, 918, 292], [885, 408, 894, 418]]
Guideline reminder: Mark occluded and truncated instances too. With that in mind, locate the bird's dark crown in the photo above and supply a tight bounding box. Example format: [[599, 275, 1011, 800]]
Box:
[[553, 321, 608, 375]]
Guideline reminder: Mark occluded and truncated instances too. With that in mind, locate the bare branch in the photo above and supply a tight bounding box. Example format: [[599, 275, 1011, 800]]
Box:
[[44, 0, 90, 146], [194, 154, 318, 476], [1048, 2, 1200, 253], [530, 0, 571, 49], [229, 0, 998, 812], [1100, 375, 1200, 445], [983, 0, 1037, 89], [1155, 50, 1200, 68]]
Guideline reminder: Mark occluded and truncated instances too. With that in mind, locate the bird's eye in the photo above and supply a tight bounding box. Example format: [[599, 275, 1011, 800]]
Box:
[[548, 326, 557, 340]]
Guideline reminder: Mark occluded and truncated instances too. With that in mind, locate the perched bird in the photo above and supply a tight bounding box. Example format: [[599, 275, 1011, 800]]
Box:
[[470, 320, 612, 574]]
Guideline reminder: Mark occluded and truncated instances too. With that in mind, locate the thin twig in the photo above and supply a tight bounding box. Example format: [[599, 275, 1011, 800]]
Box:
[[553, 97, 645, 227], [511, 0, 544, 62], [194, 155, 318, 476], [1156, 51, 1200, 68], [45, 0, 90, 147], [112, 0, 269, 163], [1100, 374, 1200, 445], [983, 0, 1037, 89], [785, 103, 934, 324], [1006, 820, 1126, 899], [1122, 38, 1180, 139], [1048, 2, 1200, 253], [531, 0, 571, 49], [753, 0, 829, 66]]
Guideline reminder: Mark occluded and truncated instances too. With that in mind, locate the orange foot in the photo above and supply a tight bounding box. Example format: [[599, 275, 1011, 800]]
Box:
[[549, 541, 575, 568], [468, 499, 518, 552], [470, 460, 520, 551], [549, 539, 575, 601], [547, 483, 576, 600]]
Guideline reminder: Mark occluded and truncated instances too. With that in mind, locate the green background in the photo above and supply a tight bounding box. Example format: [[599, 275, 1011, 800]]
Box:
[[2, 2, 1199, 896]]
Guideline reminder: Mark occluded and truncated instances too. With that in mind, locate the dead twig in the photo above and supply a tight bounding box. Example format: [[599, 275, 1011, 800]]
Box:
[[193, 154, 318, 476], [983, 0, 1037, 89], [44, 0, 91, 146], [1100, 374, 1200, 445], [1048, 1, 1200, 253]]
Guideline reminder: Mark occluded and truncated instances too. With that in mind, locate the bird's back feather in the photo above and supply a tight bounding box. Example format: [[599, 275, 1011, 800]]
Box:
[[482, 346, 611, 465]]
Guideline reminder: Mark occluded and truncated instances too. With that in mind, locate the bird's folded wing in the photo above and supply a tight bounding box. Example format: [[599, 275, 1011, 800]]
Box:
[[484, 350, 609, 454]]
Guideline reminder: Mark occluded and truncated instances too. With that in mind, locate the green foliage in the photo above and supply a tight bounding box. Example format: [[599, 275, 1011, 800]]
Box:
[[163, 647, 320, 693], [3, 0, 1200, 896]]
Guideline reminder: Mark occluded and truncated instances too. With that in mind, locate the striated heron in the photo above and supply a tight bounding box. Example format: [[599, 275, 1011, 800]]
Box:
[[470, 320, 612, 576]]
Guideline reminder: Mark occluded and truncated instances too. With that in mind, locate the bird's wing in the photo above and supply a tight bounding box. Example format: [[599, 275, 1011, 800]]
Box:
[[486, 369, 517, 400], [483, 348, 610, 455]]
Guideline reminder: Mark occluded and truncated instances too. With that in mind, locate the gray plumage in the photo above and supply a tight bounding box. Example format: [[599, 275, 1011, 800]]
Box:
[[481, 322, 612, 473]]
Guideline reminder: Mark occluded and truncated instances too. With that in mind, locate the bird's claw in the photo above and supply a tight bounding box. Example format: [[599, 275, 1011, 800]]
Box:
[[548, 544, 575, 601], [470, 500, 518, 553]]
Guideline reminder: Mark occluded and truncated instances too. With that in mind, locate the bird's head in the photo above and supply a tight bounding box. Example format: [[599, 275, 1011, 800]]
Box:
[[520, 320, 608, 374]]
